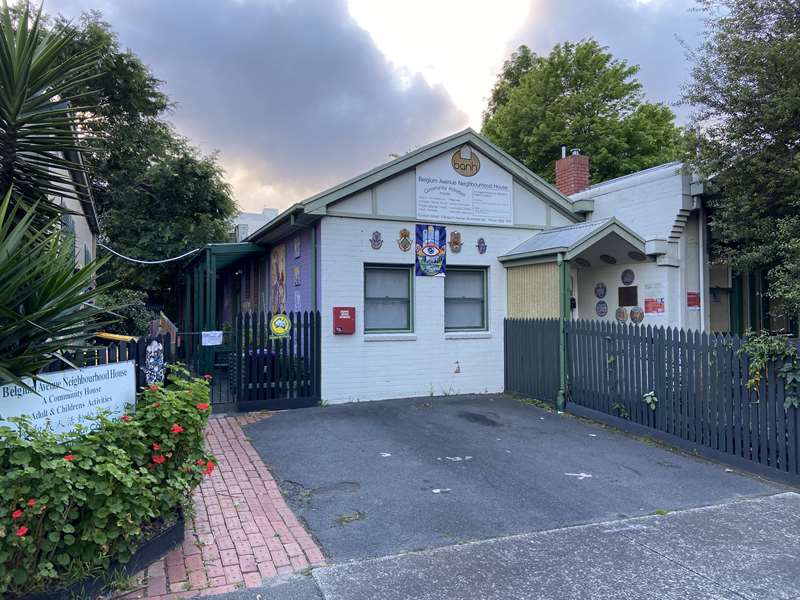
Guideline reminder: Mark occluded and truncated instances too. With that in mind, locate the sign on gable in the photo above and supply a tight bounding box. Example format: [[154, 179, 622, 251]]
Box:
[[416, 145, 513, 225]]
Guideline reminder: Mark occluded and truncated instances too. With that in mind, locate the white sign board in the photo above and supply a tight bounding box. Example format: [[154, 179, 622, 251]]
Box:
[[0, 361, 136, 434], [201, 330, 223, 346], [416, 146, 513, 225]]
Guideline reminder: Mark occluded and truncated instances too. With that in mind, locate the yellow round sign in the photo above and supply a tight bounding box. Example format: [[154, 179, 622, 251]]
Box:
[[269, 314, 292, 337]]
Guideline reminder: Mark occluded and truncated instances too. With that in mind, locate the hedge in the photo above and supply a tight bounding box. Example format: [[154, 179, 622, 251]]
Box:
[[0, 366, 215, 597]]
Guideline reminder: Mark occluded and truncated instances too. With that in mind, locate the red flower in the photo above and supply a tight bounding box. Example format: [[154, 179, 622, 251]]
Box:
[[203, 374, 212, 381], [196, 403, 210, 411], [203, 460, 215, 476], [15, 525, 28, 537], [195, 459, 205, 465], [120, 415, 131, 422], [26, 499, 36, 508], [63, 454, 76, 462], [170, 424, 184, 434], [149, 384, 158, 392], [152, 455, 166, 465], [11, 509, 23, 519]]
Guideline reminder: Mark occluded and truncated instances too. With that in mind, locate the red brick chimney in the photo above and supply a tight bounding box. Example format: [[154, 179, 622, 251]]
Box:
[[555, 147, 590, 196]]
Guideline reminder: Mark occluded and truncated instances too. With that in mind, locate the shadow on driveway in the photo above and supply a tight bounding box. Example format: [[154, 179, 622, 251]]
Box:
[[244, 394, 784, 563]]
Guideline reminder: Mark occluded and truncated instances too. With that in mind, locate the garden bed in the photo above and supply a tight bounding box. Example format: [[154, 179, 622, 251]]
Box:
[[18, 509, 185, 600]]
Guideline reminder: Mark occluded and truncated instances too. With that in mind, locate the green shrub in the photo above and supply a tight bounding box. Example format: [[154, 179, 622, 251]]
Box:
[[0, 366, 215, 597]]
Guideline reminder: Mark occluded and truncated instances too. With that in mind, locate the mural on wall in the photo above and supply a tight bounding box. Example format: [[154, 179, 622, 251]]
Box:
[[369, 231, 383, 249], [397, 228, 412, 252], [415, 224, 446, 277], [293, 266, 301, 286], [293, 236, 301, 258], [294, 290, 302, 312], [270, 244, 286, 314], [448, 230, 463, 253]]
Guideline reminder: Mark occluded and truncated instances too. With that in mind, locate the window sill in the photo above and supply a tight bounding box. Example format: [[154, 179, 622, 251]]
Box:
[[445, 331, 492, 340], [364, 333, 417, 342]]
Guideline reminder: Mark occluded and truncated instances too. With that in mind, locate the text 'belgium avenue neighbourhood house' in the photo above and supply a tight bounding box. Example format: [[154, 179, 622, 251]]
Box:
[[181, 129, 767, 404]]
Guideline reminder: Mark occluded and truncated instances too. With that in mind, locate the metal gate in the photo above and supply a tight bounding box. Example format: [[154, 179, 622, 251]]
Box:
[[232, 310, 321, 411]]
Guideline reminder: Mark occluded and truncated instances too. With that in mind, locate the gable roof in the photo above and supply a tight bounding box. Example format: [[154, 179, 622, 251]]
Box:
[[498, 217, 645, 263], [247, 128, 579, 244]]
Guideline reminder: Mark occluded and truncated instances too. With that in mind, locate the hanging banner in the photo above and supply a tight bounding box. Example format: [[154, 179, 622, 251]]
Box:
[[415, 224, 446, 277]]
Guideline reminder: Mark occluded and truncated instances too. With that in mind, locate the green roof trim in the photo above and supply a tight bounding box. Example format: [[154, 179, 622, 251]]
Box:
[[498, 217, 646, 263]]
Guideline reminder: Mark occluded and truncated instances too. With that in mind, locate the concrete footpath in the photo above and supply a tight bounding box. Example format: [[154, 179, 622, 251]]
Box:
[[211, 492, 800, 600]]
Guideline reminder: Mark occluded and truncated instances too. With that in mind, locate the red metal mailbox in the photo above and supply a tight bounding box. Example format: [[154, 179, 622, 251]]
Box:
[[333, 306, 356, 334]]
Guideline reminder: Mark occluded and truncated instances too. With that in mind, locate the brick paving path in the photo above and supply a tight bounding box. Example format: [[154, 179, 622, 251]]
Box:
[[118, 414, 325, 599]]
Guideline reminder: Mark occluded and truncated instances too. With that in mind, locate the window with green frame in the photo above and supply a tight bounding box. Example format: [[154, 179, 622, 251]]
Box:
[[445, 267, 487, 331], [364, 264, 413, 332]]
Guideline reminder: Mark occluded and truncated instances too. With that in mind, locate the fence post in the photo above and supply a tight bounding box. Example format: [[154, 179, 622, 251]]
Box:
[[556, 254, 570, 411]]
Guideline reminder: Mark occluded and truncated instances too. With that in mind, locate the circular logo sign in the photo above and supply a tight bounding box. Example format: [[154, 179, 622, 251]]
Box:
[[596, 300, 608, 317], [269, 314, 292, 337], [451, 146, 480, 177], [594, 282, 607, 299]]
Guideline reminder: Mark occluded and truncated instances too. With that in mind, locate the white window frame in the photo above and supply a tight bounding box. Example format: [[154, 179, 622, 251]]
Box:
[[364, 264, 414, 333], [445, 266, 488, 332]]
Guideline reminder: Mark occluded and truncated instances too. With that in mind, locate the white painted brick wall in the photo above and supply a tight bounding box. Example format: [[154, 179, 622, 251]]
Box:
[[319, 216, 536, 403]]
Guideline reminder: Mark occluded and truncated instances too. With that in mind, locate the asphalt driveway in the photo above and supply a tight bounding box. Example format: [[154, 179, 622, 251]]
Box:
[[243, 394, 784, 563]]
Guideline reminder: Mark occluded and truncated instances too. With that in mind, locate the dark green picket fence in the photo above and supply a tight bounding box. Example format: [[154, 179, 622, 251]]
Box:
[[504, 318, 560, 404], [41, 334, 173, 391], [504, 318, 800, 482], [233, 311, 321, 411]]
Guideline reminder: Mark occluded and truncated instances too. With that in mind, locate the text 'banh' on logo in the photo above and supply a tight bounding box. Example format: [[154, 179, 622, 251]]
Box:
[[451, 145, 480, 177]]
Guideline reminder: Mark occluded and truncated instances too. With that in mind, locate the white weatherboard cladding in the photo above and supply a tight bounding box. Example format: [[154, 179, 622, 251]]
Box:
[[319, 216, 535, 403], [416, 148, 513, 225], [328, 188, 372, 215], [513, 181, 548, 226]]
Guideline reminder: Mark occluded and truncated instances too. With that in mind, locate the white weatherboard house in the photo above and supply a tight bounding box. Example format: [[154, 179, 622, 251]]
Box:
[[189, 129, 741, 404]]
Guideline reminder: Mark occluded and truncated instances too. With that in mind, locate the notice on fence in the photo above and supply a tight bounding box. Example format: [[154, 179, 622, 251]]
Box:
[[0, 361, 135, 434]]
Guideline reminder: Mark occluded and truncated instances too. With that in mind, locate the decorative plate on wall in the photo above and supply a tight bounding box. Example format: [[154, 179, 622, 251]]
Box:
[[615, 307, 628, 322], [600, 254, 617, 264], [476, 238, 487, 254], [370, 231, 383, 249], [594, 282, 607, 299], [596, 300, 608, 317], [630, 306, 644, 324], [628, 251, 647, 262], [574, 257, 591, 268], [397, 228, 412, 252], [621, 269, 635, 285]]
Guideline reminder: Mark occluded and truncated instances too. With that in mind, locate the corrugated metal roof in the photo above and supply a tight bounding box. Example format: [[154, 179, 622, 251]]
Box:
[[503, 218, 613, 257]]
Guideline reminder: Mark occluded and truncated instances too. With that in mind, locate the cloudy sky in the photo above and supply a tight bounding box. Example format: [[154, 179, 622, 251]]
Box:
[[49, 0, 704, 212]]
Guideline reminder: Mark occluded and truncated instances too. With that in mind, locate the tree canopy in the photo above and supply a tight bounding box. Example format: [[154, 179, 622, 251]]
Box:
[[482, 40, 683, 185], [43, 9, 236, 314], [684, 0, 800, 316]]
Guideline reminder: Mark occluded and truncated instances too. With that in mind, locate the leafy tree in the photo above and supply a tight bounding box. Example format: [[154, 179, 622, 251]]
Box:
[[100, 137, 234, 299], [94, 288, 158, 336], [683, 0, 800, 315], [482, 40, 683, 185], [24, 7, 236, 313]]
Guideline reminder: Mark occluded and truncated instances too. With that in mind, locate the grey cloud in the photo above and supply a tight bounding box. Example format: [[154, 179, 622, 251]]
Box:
[[513, 0, 703, 123], [51, 0, 467, 209]]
